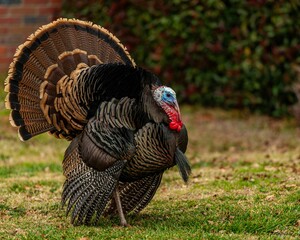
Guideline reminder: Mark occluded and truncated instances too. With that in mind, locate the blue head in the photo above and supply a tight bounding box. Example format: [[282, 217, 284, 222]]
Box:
[[153, 86, 182, 132]]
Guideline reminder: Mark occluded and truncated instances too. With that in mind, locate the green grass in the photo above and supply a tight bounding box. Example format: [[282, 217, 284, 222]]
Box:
[[1, 75, 300, 239]]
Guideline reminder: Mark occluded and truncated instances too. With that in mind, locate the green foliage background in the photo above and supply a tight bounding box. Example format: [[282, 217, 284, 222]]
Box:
[[62, 0, 300, 117]]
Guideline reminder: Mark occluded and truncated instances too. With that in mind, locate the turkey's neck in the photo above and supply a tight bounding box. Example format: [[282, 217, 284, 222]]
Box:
[[140, 85, 169, 125]]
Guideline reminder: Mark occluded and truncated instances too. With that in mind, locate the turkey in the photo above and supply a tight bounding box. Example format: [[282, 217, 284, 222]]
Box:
[[4, 18, 190, 226]]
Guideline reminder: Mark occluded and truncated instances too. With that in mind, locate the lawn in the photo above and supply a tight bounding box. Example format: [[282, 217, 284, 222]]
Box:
[[0, 75, 299, 239]]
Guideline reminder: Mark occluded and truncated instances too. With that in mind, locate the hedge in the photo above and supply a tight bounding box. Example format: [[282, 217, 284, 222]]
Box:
[[62, 0, 300, 117]]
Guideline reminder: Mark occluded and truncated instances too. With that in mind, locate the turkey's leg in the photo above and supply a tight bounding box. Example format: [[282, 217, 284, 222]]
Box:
[[113, 185, 128, 227]]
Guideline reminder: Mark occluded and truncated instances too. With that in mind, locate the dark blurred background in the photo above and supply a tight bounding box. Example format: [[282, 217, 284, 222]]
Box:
[[1, 0, 300, 117]]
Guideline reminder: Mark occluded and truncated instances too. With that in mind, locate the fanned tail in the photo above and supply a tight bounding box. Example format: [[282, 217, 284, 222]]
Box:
[[4, 18, 135, 141]]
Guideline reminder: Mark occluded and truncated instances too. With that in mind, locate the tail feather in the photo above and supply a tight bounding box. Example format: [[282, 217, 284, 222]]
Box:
[[6, 97, 39, 113], [74, 50, 89, 65], [10, 110, 47, 127], [39, 36, 61, 63], [48, 27, 69, 54], [18, 122, 55, 141], [8, 105, 41, 114], [58, 52, 78, 76], [5, 18, 136, 141], [24, 121, 52, 134], [23, 55, 46, 79], [8, 71, 41, 92], [5, 82, 39, 101], [59, 25, 79, 51]]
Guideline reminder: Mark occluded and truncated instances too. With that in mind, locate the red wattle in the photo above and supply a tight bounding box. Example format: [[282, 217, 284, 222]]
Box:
[[163, 102, 183, 132], [169, 121, 182, 132]]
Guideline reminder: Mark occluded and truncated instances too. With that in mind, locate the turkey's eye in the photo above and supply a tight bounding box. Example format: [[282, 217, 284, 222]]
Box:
[[166, 93, 171, 98]]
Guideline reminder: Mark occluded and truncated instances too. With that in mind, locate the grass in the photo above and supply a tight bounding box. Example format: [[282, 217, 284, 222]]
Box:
[[0, 75, 300, 239]]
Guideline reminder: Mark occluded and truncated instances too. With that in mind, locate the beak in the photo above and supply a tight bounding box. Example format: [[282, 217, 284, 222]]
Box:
[[168, 100, 183, 132], [173, 100, 182, 122]]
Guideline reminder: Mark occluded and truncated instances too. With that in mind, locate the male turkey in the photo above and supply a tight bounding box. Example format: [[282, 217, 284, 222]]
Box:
[[4, 18, 190, 226]]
